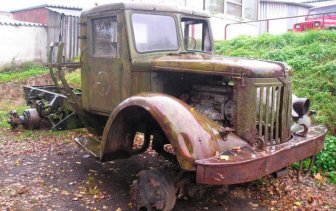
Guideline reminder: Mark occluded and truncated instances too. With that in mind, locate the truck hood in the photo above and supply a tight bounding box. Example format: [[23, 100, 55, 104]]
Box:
[[134, 53, 290, 78]]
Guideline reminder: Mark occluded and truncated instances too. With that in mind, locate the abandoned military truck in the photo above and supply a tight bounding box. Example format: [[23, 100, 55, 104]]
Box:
[[8, 3, 327, 210]]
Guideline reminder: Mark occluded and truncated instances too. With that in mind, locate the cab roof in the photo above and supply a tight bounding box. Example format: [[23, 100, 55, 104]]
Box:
[[81, 2, 210, 18]]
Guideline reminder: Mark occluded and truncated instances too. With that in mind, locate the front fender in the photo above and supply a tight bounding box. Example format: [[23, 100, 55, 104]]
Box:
[[101, 93, 247, 170]]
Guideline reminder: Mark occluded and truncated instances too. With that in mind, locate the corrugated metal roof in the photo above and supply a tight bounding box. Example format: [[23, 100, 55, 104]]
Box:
[[46, 7, 82, 17], [0, 19, 46, 27], [11, 4, 82, 17], [260, 0, 313, 7]]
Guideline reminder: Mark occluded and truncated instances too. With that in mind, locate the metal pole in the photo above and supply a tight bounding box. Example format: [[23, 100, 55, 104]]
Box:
[[266, 19, 269, 33]]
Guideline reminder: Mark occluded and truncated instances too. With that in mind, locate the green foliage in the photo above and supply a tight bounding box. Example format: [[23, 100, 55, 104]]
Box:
[[315, 136, 336, 177], [293, 135, 336, 183], [64, 69, 81, 89], [0, 63, 48, 84], [216, 30, 336, 182]]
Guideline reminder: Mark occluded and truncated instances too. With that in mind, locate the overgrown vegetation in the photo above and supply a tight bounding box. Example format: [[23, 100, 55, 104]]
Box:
[[64, 69, 81, 89], [216, 30, 336, 183], [0, 63, 48, 84]]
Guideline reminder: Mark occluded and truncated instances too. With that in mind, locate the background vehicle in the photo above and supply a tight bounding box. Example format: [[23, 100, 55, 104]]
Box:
[[9, 3, 327, 210], [293, 4, 336, 31]]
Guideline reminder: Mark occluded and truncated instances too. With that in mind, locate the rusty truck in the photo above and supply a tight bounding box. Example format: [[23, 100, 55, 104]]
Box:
[[8, 3, 327, 210]]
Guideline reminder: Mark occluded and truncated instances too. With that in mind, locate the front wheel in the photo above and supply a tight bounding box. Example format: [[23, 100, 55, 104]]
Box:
[[130, 169, 176, 211]]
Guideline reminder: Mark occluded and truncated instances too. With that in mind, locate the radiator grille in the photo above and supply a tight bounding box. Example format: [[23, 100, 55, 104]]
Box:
[[302, 22, 315, 30], [255, 81, 292, 146]]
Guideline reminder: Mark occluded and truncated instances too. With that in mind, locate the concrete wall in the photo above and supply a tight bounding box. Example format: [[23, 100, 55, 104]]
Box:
[[0, 25, 47, 68]]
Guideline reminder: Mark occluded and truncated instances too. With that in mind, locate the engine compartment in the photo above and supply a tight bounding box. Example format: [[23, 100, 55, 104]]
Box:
[[155, 71, 234, 127]]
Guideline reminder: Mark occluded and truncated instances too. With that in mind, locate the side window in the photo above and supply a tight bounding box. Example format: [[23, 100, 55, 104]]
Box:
[[92, 17, 118, 57], [181, 17, 212, 52]]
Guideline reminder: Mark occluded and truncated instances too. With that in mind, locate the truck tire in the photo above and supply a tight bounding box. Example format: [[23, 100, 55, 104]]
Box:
[[130, 169, 176, 211]]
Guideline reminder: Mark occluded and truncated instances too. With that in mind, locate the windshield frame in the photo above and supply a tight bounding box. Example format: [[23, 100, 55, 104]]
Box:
[[180, 16, 213, 53], [130, 12, 180, 54], [307, 5, 336, 19]]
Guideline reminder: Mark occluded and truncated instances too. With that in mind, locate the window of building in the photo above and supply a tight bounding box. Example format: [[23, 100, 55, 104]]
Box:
[[243, 1, 257, 20], [226, 0, 242, 17], [206, 0, 224, 14], [92, 17, 118, 57], [204, 0, 257, 20]]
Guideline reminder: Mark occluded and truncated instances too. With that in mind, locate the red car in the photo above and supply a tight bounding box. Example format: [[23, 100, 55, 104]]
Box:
[[294, 4, 336, 31]]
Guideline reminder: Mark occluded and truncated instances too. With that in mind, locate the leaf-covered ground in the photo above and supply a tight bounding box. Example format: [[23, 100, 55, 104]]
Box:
[[0, 127, 335, 211]]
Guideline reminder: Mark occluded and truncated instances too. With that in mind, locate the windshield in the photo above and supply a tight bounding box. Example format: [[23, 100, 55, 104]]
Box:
[[132, 13, 179, 53], [308, 5, 336, 19]]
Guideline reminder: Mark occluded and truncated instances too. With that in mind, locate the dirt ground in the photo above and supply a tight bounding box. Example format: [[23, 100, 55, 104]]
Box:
[[0, 127, 335, 211]]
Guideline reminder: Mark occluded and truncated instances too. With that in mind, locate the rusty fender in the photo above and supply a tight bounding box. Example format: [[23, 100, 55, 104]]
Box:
[[100, 93, 248, 170]]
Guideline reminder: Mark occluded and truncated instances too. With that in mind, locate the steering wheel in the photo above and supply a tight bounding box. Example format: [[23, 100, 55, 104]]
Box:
[[184, 37, 197, 50]]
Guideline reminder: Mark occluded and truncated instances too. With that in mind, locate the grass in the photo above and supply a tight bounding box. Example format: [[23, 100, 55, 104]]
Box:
[[216, 30, 336, 182], [0, 100, 29, 128], [0, 63, 48, 84], [64, 69, 81, 89]]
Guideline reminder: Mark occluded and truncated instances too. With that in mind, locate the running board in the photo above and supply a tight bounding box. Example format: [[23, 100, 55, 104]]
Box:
[[75, 136, 101, 158]]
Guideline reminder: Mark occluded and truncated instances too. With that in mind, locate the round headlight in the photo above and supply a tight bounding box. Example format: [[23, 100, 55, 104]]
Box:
[[314, 22, 320, 27]]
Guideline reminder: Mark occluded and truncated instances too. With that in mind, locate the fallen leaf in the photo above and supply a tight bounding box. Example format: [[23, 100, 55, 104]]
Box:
[[116, 208, 122, 211], [61, 190, 70, 196], [314, 173, 324, 181], [219, 155, 230, 160], [82, 154, 90, 158], [294, 201, 301, 206], [15, 159, 22, 166], [211, 199, 218, 204]]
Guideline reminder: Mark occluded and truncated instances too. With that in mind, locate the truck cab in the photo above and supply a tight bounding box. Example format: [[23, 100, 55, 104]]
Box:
[[79, 3, 214, 115]]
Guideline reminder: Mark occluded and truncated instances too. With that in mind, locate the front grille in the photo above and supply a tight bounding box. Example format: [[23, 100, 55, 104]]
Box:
[[255, 80, 292, 146], [302, 22, 314, 30]]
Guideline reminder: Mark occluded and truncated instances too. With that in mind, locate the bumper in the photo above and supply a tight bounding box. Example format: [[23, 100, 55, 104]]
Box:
[[195, 125, 327, 185]]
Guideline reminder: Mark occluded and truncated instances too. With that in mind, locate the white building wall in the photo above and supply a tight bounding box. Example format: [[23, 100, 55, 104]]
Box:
[[259, 2, 310, 34], [0, 25, 47, 68], [210, 15, 259, 40]]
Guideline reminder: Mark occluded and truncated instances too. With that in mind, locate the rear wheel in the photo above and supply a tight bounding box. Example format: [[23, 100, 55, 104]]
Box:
[[130, 169, 176, 211]]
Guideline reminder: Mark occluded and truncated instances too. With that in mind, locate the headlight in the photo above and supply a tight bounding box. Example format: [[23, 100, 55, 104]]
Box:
[[314, 22, 320, 27], [292, 95, 310, 118], [295, 24, 301, 29]]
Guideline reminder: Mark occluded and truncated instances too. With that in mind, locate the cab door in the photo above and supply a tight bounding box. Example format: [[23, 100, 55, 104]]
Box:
[[88, 13, 122, 114]]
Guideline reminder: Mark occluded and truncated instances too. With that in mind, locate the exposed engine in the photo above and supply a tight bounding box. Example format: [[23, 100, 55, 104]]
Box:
[[180, 84, 234, 125]]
